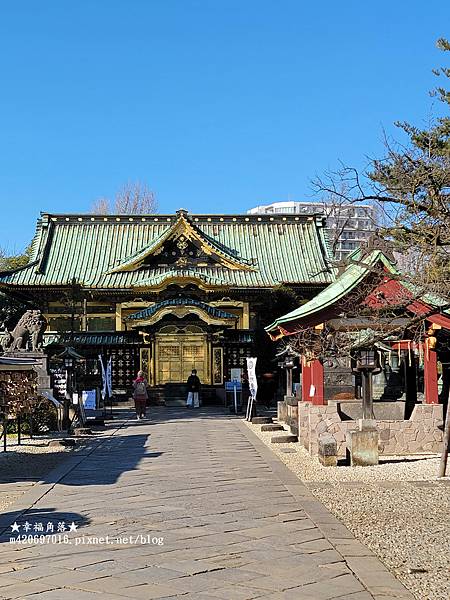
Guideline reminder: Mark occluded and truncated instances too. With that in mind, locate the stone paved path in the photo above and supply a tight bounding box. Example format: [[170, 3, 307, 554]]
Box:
[[0, 408, 413, 599]]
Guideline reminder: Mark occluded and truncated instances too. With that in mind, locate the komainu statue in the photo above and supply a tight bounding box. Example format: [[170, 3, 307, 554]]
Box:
[[0, 328, 12, 352], [5, 310, 47, 352]]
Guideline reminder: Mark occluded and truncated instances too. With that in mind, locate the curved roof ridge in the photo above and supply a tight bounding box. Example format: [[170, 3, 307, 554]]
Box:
[[126, 298, 237, 321], [107, 212, 255, 274], [266, 249, 397, 336]]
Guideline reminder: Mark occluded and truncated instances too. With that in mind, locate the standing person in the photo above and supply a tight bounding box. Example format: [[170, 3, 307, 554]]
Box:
[[258, 372, 277, 410], [132, 370, 148, 420], [186, 369, 201, 408]]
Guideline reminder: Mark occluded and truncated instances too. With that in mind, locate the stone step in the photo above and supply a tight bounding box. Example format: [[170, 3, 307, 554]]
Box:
[[271, 434, 298, 444], [261, 424, 285, 432], [251, 417, 273, 425], [113, 399, 134, 407], [165, 399, 188, 407]]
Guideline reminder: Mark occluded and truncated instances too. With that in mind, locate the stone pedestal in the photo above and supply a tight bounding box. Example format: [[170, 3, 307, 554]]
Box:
[[285, 395, 298, 436], [261, 423, 284, 432], [318, 434, 338, 467], [251, 416, 272, 425], [346, 420, 379, 466], [2, 351, 52, 394], [271, 433, 298, 443], [277, 400, 287, 423]]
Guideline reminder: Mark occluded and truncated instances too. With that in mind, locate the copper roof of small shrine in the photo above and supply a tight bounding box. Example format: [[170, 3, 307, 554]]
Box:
[[266, 247, 450, 339], [0, 209, 334, 291], [266, 249, 397, 338]]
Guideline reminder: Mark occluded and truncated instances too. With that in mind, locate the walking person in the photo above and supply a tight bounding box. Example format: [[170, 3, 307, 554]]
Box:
[[186, 369, 201, 408], [132, 370, 148, 420]]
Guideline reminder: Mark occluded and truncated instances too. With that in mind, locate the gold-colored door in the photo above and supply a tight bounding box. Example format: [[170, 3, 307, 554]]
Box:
[[156, 335, 207, 384]]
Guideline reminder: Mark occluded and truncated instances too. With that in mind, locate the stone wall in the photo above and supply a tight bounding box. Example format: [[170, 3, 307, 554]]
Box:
[[297, 401, 443, 457]]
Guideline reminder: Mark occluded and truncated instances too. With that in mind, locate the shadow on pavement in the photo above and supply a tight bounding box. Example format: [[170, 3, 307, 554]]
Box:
[[0, 506, 89, 544], [51, 433, 160, 487], [0, 449, 81, 485]]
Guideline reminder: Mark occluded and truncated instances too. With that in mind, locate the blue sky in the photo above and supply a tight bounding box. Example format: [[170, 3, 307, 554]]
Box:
[[0, 0, 448, 251]]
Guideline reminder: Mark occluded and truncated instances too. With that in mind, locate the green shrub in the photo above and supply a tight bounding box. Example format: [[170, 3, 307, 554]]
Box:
[[5, 398, 58, 435], [29, 398, 58, 434]]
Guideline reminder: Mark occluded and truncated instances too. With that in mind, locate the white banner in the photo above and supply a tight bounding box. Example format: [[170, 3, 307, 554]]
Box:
[[246, 357, 258, 400], [99, 355, 107, 400], [106, 356, 113, 398]]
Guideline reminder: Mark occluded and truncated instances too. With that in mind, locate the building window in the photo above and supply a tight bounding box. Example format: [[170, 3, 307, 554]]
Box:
[[87, 317, 115, 332], [47, 317, 81, 333]]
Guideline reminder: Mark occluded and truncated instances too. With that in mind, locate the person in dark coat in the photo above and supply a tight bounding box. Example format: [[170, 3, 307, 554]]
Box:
[[186, 369, 201, 408], [258, 372, 277, 409]]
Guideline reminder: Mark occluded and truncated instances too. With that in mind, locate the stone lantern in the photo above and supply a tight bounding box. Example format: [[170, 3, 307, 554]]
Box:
[[346, 347, 382, 466], [55, 346, 83, 431]]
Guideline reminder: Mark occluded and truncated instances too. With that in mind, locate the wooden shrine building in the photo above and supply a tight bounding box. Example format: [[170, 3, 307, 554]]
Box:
[[266, 247, 450, 413], [0, 209, 334, 403]]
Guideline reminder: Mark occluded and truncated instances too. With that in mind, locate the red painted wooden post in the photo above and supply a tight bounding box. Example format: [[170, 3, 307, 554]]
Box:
[[424, 340, 439, 404], [301, 357, 311, 402], [310, 359, 325, 405]]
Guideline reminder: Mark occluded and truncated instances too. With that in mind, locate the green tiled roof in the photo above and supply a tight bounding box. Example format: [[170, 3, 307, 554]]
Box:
[[111, 212, 255, 272], [0, 211, 334, 290], [266, 250, 397, 336]]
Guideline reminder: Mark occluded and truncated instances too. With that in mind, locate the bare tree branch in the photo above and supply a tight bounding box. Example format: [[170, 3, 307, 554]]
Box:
[[91, 181, 158, 215]]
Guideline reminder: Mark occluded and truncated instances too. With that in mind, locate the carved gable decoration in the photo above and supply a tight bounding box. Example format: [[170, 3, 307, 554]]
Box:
[[144, 234, 215, 269], [125, 298, 239, 327], [109, 210, 255, 274]]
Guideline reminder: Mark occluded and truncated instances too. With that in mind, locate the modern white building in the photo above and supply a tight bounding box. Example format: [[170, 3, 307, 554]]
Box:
[[247, 201, 377, 260]]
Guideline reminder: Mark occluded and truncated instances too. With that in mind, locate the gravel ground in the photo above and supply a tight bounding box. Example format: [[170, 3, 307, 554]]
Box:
[[244, 420, 450, 600], [0, 434, 84, 513]]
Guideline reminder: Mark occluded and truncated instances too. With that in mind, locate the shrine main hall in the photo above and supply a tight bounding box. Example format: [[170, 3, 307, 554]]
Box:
[[0, 209, 333, 402]]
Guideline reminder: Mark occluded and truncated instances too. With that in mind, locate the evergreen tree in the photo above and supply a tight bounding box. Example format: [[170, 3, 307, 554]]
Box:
[[0, 246, 31, 331], [314, 39, 450, 298]]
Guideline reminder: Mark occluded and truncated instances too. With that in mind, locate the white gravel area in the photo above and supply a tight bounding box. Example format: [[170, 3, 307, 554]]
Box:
[[244, 420, 450, 600], [0, 434, 77, 513]]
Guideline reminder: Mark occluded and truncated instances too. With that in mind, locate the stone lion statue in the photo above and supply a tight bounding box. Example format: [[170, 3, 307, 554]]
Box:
[[5, 310, 47, 352], [0, 328, 12, 352]]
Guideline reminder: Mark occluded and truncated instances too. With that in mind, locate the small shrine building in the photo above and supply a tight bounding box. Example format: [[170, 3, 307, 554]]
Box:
[[266, 248, 450, 411]]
